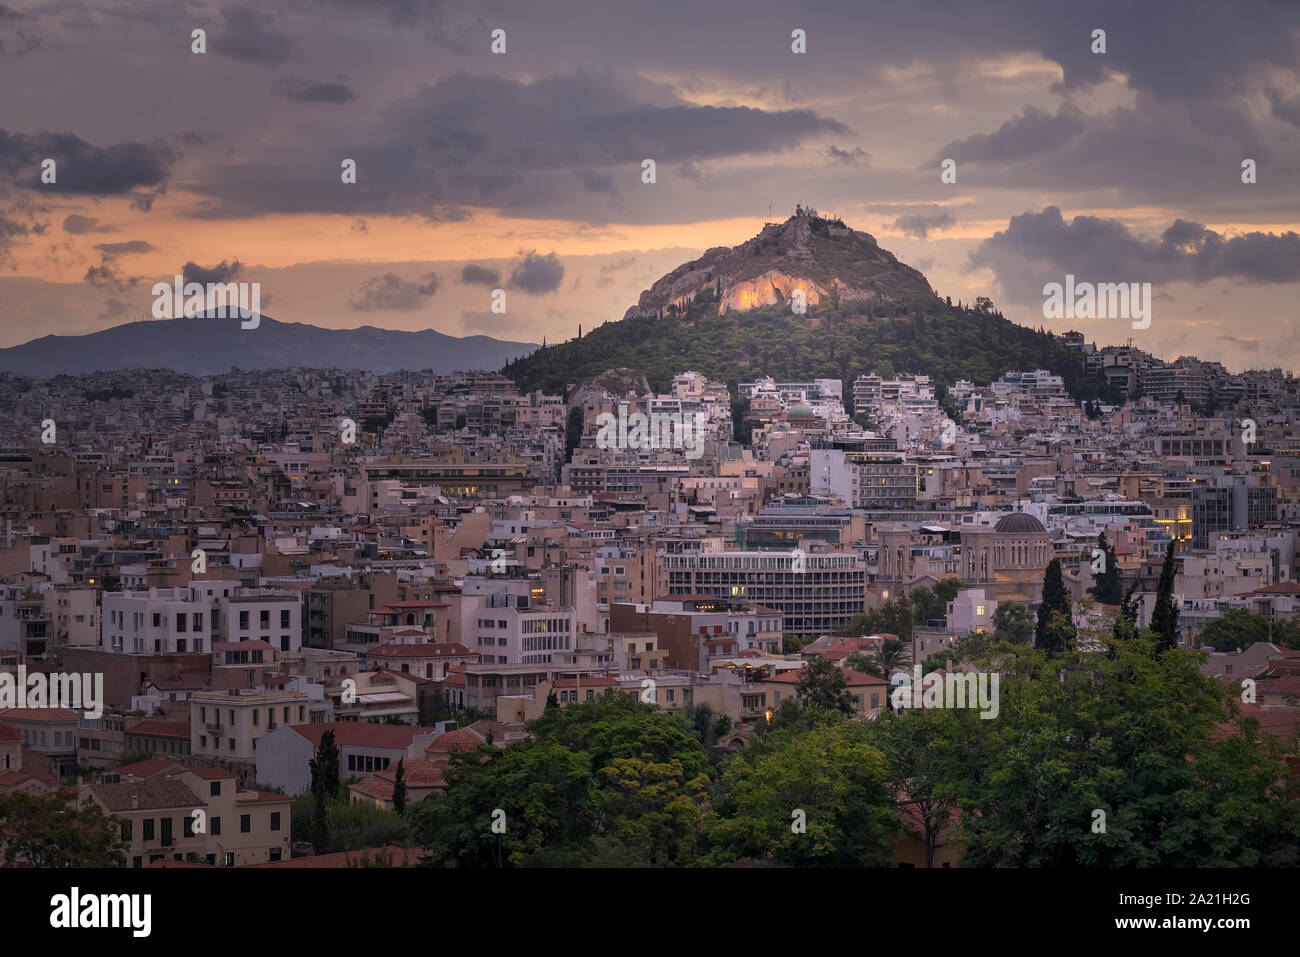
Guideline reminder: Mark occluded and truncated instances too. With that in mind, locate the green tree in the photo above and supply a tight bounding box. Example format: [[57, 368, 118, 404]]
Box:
[[869, 708, 969, 868], [1150, 539, 1181, 653], [1035, 559, 1074, 654], [0, 794, 126, 867], [991, 601, 1034, 645], [707, 722, 901, 866], [946, 632, 1300, 866], [796, 656, 856, 715], [1198, 608, 1300, 652]]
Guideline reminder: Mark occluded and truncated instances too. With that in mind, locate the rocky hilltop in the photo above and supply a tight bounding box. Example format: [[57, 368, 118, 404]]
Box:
[[623, 208, 934, 319]]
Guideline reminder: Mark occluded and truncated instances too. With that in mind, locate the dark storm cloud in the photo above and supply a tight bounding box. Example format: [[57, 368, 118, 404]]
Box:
[[936, 104, 1087, 166], [349, 272, 439, 310], [893, 206, 957, 239], [275, 79, 358, 103], [187, 71, 850, 219], [0, 129, 176, 195], [460, 263, 500, 286], [183, 260, 243, 284], [94, 240, 153, 257], [970, 206, 1300, 302], [215, 7, 293, 64], [62, 214, 112, 234], [508, 251, 564, 294]]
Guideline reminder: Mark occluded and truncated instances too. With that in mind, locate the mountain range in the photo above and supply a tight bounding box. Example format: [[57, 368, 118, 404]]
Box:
[[0, 316, 536, 377]]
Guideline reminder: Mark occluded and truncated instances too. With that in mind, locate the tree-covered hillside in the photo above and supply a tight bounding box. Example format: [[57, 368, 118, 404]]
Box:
[[506, 294, 1118, 402]]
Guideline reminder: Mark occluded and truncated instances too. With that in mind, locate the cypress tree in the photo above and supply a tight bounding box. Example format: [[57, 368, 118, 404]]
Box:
[[1035, 559, 1073, 654], [392, 757, 406, 813], [1089, 531, 1124, 605], [1151, 540, 1181, 652]]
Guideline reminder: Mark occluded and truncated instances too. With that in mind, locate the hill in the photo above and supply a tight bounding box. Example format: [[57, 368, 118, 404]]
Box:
[[507, 214, 1113, 402], [0, 315, 536, 376], [624, 210, 933, 318]]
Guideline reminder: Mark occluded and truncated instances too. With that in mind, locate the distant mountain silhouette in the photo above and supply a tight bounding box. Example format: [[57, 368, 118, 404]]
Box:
[[0, 314, 537, 376]]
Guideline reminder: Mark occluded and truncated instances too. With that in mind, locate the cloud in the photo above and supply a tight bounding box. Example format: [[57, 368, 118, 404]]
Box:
[[215, 7, 292, 64], [460, 263, 501, 287], [508, 250, 564, 294], [94, 240, 153, 257], [1219, 334, 1261, 352], [349, 271, 439, 310], [596, 256, 637, 286], [183, 260, 243, 284], [62, 214, 112, 234], [275, 79, 358, 103], [935, 104, 1087, 166], [0, 129, 176, 195], [187, 70, 851, 220], [892, 206, 957, 239], [826, 145, 869, 166], [83, 262, 136, 292], [969, 206, 1300, 305], [460, 309, 539, 338]]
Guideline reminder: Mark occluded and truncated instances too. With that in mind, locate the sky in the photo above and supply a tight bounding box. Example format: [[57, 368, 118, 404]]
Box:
[[0, 0, 1298, 371]]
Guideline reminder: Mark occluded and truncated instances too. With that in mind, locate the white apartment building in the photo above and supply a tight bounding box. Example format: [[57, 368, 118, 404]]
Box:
[[218, 591, 302, 652], [102, 588, 212, 655]]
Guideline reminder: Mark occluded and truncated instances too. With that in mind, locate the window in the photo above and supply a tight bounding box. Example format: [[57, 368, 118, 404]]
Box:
[[210, 781, 220, 797], [152, 613, 160, 627], [228, 739, 235, 751], [176, 614, 187, 633], [239, 611, 249, 630], [240, 814, 251, 834], [183, 815, 195, 838], [142, 819, 154, 841], [160, 818, 172, 845], [260, 610, 270, 628], [348, 755, 356, 771], [271, 812, 281, 831], [281, 609, 291, 629], [120, 820, 132, 842], [193, 612, 203, 631], [211, 817, 221, 836]]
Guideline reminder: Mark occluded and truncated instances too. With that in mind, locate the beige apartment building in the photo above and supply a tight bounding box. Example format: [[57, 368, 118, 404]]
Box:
[[80, 765, 292, 867], [190, 687, 310, 764]]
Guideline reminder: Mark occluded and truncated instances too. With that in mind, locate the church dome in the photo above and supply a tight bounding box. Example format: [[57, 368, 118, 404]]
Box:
[[994, 512, 1047, 535]]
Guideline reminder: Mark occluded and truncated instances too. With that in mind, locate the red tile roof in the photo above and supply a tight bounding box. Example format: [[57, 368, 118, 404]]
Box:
[[288, 722, 422, 751]]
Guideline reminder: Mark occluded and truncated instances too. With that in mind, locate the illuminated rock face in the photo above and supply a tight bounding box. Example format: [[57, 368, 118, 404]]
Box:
[[719, 272, 827, 313], [623, 213, 934, 320]]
